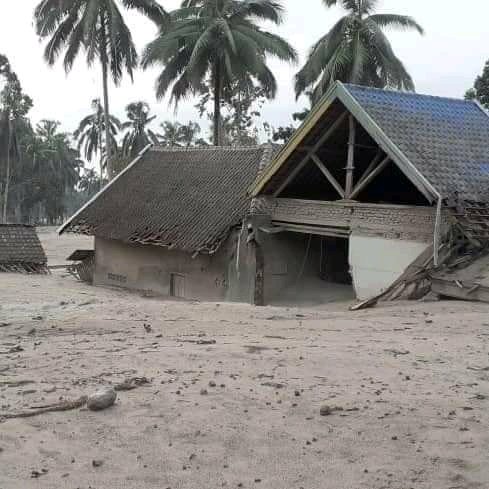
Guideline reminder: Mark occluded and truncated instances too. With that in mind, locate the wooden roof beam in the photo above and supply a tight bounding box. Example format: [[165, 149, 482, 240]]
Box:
[[345, 115, 356, 198], [311, 154, 345, 199], [273, 111, 348, 197], [350, 155, 391, 200], [351, 150, 383, 195]]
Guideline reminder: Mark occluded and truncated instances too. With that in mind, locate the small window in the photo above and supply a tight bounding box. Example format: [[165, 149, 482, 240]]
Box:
[[170, 273, 185, 298], [108, 272, 127, 284]]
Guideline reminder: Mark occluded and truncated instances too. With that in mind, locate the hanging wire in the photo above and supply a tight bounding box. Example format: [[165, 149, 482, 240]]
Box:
[[319, 236, 324, 279], [296, 234, 313, 283]]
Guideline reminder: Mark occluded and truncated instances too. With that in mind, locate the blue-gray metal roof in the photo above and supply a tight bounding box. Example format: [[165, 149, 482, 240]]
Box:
[[344, 84, 489, 202]]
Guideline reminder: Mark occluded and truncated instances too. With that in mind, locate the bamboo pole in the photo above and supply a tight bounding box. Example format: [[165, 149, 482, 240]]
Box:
[[345, 115, 356, 198]]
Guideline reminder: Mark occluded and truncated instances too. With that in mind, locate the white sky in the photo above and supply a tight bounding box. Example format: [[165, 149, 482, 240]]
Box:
[[0, 0, 488, 137]]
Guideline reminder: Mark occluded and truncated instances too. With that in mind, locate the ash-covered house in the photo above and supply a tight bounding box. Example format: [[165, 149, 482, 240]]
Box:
[[60, 82, 489, 305], [60, 145, 277, 303]]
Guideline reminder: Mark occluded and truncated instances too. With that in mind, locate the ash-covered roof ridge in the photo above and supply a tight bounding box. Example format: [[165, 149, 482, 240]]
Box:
[[151, 144, 275, 152], [343, 82, 489, 108], [61, 145, 277, 254]]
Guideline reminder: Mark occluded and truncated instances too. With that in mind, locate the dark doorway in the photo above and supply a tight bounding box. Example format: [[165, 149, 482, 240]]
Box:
[[319, 236, 352, 285], [266, 232, 354, 306]]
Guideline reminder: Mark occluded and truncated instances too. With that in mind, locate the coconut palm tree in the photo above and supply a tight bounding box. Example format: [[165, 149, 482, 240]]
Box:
[[142, 0, 297, 145], [34, 120, 83, 223], [121, 101, 158, 158], [295, 0, 424, 102], [34, 0, 167, 178], [158, 121, 184, 147], [78, 167, 101, 196], [158, 121, 205, 147], [178, 121, 205, 146], [74, 99, 120, 178], [0, 65, 33, 223], [36, 120, 82, 184]]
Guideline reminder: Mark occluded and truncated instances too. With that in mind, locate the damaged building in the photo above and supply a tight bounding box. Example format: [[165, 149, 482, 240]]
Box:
[[59, 145, 277, 303], [60, 82, 489, 305]]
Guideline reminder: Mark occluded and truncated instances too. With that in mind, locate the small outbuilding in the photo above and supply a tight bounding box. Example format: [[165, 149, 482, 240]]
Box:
[[60, 82, 489, 305], [0, 224, 48, 273]]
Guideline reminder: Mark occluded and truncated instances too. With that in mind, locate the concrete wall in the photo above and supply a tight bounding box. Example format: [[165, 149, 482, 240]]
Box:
[[265, 198, 439, 301], [92, 211, 431, 304], [93, 235, 250, 302], [349, 233, 428, 300], [258, 229, 428, 304]]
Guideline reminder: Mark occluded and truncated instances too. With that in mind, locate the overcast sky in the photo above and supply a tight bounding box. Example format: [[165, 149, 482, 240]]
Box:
[[0, 0, 487, 138]]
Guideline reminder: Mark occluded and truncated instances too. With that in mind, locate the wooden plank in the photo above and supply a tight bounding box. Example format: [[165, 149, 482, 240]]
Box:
[[431, 279, 489, 303], [273, 111, 348, 197], [273, 221, 350, 238], [270, 198, 437, 232], [311, 154, 345, 198], [272, 157, 310, 198], [345, 115, 356, 198], [349, 155, 391, 200], [351, 150, 383, 198]]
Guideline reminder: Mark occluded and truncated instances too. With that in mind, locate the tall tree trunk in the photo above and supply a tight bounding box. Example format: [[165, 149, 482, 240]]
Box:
[[97, 103, 104, 180], [213, 62, 222, 146], [2, 119, 11, 223], [100, 18, 113, 179]]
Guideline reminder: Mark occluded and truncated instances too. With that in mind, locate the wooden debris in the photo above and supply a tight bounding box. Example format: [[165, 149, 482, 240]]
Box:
[[351, 202, 489, 310], [114, 377, 150, 391], [0, 396, 88, 422]]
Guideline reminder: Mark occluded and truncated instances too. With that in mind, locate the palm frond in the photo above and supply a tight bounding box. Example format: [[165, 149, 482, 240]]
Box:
[[369, 14, 424, 34], [120, 0, 168, 24]]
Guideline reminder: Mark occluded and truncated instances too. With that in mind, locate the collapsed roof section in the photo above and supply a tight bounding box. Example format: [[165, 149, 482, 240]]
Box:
[[0, 224, 48, 274], [59, 145, 276, 255]]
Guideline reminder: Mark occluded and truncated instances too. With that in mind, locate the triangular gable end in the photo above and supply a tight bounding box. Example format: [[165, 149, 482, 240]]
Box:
[[252, 82, 440, 204]]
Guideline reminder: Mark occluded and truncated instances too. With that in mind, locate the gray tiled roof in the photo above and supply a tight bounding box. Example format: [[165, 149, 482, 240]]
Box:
[[0, 225, 47, 264], [63, 146, 274, 253], [344, 84, 489, 202]]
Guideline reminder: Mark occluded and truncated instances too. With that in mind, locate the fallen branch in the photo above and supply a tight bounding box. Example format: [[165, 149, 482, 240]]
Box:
[[0, 380, 35, 387], [0, 395, 88, 422]]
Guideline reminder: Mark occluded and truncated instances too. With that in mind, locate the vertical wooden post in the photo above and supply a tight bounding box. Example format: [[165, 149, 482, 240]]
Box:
[[345, 115, 356, 198], [253, 241, 265, 307], [247, 224, 265, 307]]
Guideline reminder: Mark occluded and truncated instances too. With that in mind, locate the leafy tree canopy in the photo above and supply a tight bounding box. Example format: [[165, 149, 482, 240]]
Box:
[[296, 0, 424, 102], [465, 60, 489, 109]]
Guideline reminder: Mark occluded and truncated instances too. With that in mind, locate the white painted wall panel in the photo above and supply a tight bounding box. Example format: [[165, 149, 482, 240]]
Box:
[[349, 235, 428, 300]]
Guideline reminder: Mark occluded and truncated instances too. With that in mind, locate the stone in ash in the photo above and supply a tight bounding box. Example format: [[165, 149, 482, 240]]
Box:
[[87, 387, 117, 411]]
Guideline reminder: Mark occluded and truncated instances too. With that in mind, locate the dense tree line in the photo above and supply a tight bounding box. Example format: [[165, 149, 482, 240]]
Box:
[[0, 56, 82, 224], [15, 0, 489, 224], [30, 0, 424, 171]]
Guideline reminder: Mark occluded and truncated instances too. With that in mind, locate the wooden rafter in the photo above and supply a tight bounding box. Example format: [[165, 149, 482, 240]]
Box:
[[311, 154, 345, 198], [352, 150, 383, 193], [350, 155, 391, 200], [273, 111, 348, 197]]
